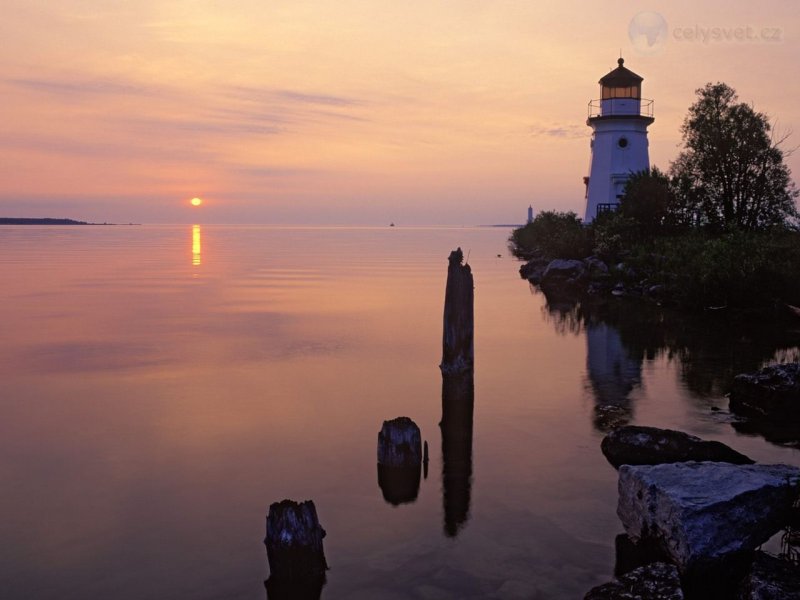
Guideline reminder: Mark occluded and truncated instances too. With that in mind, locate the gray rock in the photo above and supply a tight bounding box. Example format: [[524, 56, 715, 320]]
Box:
[[584, 562, 683, 599], [730, 363, 800, 422], [377, 417, 422, 467], [601, 425, 753, 469], [584, 256, 609, 275], [737, 551, 800, 599], [542, 259, 585, 281], [519, 259, 547, 282], [618, 462, 800, 573]]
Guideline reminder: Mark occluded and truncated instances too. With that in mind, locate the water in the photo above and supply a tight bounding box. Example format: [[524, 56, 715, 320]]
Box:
[[0, 224, 798, 599]]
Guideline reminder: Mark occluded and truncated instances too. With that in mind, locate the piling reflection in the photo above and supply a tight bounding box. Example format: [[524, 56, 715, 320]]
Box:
[[441, 372, 474, 537], [376, 417, 422, 505], [265, 577, 324, 600], [192, 225, 201, 266], [377, 464, 421, 505]]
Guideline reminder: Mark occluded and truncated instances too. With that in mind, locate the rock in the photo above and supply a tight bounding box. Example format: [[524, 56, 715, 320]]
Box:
[[594, 404, 632, 432], [618, 462, 800, 573], [730, 363, 800, 422], [614, 534, 672, 577], [378, 417, 422, 467], [601, 425, 753, 468], [265, 500, 328, 582], [519, 259, 547, 283], [542, 258, 586, 282], [584, 256, 609, 275], [584, 562, 683, 599], [737, 551, 800, 599]]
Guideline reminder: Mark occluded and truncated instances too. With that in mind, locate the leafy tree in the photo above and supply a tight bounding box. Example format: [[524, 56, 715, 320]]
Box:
[[618, 167, 675, 235], [510, 211, 591, 259], [671, 83, 798, 231]]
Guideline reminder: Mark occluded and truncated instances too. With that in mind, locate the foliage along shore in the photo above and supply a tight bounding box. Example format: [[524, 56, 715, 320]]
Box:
[[510, 212, 800, 319], [0, 218, 135, 225]]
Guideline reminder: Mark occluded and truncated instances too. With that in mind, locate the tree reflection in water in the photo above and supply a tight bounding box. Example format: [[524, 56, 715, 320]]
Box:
[[537, 285, 800, 441]]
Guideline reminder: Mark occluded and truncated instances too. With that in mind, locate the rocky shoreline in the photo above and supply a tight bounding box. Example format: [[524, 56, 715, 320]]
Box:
[[586, 363, 800, 599]]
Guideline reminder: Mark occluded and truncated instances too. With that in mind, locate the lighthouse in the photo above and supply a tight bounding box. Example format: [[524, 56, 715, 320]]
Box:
[[583, 58, 654, 223]]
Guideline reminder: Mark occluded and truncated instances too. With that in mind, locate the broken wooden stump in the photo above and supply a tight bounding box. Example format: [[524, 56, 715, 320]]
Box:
[[377, 417, 422, 505], [264, 499, 327, 587], [440, 248, 474, 375]]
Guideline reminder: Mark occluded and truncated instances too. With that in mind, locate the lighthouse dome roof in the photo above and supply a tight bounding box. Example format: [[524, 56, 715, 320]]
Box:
[[599, 58, 643, 86]]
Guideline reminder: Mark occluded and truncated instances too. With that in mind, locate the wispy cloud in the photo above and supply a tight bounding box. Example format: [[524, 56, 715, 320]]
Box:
[[225, 85, 363, 107], [6, 76, 151, 97], [529, 123, 588, 139]]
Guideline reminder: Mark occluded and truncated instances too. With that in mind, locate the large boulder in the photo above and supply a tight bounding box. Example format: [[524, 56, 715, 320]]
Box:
[[737, 551, 800, 599], [584, 562, 683, 599], [542, 258, 586, 282], [583, 256, 609, 275], [519, 258, 548, 283], [618, 462, 800, 573], [601, 426, 753, 468], [730, 363, 800, 422]]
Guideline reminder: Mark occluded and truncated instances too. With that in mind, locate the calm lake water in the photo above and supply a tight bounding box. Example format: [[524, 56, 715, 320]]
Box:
[[1, 225, 798, 599]]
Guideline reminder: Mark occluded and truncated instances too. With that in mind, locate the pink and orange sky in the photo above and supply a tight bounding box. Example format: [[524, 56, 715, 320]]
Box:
[[1, 1, 798, 225]]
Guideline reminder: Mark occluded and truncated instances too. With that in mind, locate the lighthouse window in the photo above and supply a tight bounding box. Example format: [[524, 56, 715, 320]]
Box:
[[617, 137, 629, 149]]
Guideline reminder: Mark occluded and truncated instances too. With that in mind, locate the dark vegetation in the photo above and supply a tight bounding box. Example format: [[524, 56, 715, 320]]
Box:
[[0, 218, 89, 225], [511, 83, 800, 315]]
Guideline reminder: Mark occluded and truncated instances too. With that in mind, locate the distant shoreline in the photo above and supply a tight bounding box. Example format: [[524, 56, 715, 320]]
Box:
[[0, 218, 138, 225]]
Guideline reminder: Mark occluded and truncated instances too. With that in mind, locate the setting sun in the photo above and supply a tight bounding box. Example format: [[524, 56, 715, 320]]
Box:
[[190, 197, 203, 207]]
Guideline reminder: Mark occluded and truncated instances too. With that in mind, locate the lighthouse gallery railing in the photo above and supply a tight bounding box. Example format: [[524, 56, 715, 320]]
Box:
[[587, 98, 654, 119]]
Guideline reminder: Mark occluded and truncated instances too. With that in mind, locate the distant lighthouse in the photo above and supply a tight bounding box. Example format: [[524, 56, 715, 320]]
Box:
[[583, 58, 654, 223], [527, 205, 534, 224]]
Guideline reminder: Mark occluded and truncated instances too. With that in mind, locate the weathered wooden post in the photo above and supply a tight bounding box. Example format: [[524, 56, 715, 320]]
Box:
[[264, 499, 327, 599], [377, 417, 422, 505], [440, 248, 474, 375], [439, 247, 475, 535]]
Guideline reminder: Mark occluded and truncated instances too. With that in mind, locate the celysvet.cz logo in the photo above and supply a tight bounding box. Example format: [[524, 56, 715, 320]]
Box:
[[628, 12, 783, 55]]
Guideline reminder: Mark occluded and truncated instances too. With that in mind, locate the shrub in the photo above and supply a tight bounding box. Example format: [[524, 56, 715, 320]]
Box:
[[510, 211, 591, 259]]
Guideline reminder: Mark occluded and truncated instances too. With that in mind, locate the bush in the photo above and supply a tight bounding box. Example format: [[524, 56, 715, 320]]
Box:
[[649, 229, 800, 310], [509, 211, 591, 259], [591, 211, 639, 259]]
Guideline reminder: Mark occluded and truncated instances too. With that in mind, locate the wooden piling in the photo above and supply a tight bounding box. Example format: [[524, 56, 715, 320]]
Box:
[[377, 417, 422, 505], [440, 248, 474, 375], [264, 499, 328, 583], [377, 416, 422, 468]]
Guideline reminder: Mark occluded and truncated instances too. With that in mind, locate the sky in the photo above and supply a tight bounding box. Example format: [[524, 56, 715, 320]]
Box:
[[0, 1, 798, 225]]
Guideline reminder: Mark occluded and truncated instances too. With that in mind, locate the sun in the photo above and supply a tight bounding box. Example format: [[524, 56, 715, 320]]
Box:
[[190, 197, 203, 207]]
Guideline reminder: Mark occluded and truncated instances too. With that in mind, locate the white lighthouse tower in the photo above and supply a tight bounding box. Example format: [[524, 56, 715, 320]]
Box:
[[583, 58, 654, 223]]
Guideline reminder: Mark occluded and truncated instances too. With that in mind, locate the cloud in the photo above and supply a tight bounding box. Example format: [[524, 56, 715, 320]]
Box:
[[6, 76, 151, 97], [529, 124, 588, 139], [225, 85, 363, 107]]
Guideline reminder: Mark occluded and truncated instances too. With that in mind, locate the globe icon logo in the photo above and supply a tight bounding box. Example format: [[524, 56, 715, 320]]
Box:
[[628, 12, 668, 55]]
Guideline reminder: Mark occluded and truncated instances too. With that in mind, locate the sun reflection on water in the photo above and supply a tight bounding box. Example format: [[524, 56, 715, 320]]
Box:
[[192, 225, 201, 266]]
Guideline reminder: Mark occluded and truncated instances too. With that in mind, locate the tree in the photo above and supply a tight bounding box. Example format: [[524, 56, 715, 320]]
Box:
[[618, 167, 675, 235], [670, 82, 798, 231], [509, 211, 591, 259]]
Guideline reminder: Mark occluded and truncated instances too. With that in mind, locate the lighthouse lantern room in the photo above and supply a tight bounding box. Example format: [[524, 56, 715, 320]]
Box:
[[583, 58, 654, 223]]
